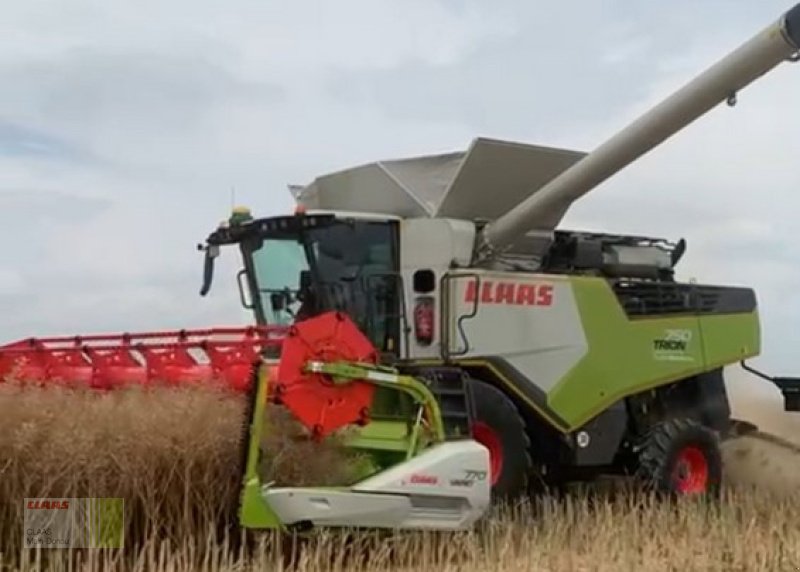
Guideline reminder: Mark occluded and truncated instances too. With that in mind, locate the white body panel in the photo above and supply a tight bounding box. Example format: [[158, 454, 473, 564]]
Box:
[[399, 218, 475, 359], [445, 271, 588, 393], [400, 218, 474, 269], [394, 218, 588, 384], [263, 440, 490, 531]]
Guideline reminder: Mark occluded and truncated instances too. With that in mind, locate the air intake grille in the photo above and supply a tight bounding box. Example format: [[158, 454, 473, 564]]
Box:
[[611, 280, 756, 317]]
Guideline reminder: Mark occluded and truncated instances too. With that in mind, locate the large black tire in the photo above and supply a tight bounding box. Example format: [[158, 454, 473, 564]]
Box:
[[466, 379, 532, 500], [635, 418, 723, 497]]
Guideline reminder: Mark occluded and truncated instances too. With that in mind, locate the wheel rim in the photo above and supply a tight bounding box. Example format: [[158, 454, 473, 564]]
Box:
[[672, 445, 709, 494], [471, 421, 503, 485]]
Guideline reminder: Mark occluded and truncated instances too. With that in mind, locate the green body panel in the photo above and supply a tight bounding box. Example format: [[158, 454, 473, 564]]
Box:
[[547, 276, 760, 427], [348, 419, 417, 452], [238, 365, 283, 530], [699, 313, 761, 367]]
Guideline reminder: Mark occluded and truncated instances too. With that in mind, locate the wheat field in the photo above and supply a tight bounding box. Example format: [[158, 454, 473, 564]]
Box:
[[1, 378, 799, 572]]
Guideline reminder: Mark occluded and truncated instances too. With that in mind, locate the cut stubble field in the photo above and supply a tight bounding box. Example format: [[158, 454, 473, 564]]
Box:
[[1, 375, 799, 572]]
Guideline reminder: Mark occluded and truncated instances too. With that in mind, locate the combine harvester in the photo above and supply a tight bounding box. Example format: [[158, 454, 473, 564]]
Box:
[[3, 3, 800, 532]]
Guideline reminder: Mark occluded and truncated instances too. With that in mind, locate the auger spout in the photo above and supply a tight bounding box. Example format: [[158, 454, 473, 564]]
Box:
[[475, 4, 800, 262]]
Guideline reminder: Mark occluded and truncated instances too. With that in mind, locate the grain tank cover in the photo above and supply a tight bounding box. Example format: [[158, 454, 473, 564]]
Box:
[[292, 137, 586, 227]]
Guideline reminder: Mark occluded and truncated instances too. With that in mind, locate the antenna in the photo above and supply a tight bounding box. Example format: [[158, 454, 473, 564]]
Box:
[[230, 186, 236, 209]]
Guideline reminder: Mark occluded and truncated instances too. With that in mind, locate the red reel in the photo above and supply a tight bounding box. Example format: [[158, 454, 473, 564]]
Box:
[[273, 312, 378, 439]]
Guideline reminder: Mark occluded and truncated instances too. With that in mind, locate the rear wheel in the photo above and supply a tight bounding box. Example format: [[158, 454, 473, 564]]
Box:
[[467, 379, 532, 499], [635, 418, 722, 497]]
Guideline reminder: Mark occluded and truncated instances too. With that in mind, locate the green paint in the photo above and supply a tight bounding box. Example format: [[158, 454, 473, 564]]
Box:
[[348, 419, 415, 452], [308, 361, 446, 446], [238, 365, 283, 530], [239, 477, 282, 530], [547, 277, 759, 428], [86, 498, 124, 548], [699, 312, 760, 364]]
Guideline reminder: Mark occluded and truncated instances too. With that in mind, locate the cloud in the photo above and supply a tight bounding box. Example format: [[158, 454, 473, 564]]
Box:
[[0, 121, 88, 161], [325, 3, 650, 142], [0, 270, 24, 297]]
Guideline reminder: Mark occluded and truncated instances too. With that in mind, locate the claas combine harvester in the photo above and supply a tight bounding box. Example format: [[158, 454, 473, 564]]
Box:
[[4, 4, 800, 533]]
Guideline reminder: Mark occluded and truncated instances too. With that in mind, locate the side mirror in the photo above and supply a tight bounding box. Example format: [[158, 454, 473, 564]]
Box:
[[199, 244, 220, 297]]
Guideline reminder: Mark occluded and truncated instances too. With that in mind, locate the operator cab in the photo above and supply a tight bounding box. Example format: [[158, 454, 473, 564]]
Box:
[[201, 209, 403, 357]]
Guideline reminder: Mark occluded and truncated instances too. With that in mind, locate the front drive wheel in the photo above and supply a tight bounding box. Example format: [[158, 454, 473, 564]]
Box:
[[635, 418, 723, 497], [466, 379, 532, 500]]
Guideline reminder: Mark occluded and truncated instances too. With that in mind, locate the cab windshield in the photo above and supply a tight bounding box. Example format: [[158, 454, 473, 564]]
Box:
[[249, 239, 309, 326], [243, 218, 401, 354]]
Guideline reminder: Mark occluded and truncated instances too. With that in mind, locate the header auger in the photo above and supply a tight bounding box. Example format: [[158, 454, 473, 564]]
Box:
[[4, 3, 800, 533]]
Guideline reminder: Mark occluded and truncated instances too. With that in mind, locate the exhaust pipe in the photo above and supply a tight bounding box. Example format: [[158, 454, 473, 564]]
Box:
[[475, 4, 800, 261]]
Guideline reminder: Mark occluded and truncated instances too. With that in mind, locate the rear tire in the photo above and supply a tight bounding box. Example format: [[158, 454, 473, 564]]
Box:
[[635, 418, 722, 497], [467, 379, 532, 500]]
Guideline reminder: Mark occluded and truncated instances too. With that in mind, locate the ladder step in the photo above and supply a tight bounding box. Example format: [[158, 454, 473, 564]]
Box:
[[398, 366, 476, 439]]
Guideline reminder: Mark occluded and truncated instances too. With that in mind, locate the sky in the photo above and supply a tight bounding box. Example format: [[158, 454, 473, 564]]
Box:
[[2, 0, 800, 374]]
